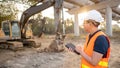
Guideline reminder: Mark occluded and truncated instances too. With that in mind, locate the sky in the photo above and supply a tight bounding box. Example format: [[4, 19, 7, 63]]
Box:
[[16, 4, 75, 24], [41, 7, 74, 20], [16, 3, 120, 27], [41, 7, 87, 26], [41, 7, 120, 27]]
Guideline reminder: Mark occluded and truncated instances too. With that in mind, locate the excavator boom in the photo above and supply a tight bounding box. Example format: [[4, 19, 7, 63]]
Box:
[[20, 0, 55, 38]]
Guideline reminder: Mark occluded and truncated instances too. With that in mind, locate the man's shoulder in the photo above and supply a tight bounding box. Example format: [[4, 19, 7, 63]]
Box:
[[97, 35, 106, 40]]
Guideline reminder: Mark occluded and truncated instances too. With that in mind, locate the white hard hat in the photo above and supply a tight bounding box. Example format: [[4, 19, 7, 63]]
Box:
[[84, 10, 104, 23]]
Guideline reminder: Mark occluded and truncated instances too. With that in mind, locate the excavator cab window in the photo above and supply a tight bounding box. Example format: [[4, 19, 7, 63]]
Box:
[[11, 22, 21, 37], [2, 22, 10, 36]]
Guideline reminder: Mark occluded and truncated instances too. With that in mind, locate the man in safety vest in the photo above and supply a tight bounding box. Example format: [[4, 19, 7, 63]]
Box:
[[70, 10, 110, 68]]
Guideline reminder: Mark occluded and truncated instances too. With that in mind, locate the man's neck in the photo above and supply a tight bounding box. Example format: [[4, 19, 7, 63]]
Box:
[[90, 28, 98, 35]]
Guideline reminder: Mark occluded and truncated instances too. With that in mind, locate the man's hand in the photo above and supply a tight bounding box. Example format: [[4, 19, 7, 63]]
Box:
[[75, 45, 83, 54], [65, 43, 80, 55]]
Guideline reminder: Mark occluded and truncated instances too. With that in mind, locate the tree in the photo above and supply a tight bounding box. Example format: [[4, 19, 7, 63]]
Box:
[[65, 19, 74, 33], [0, 1, 18, 25], [0, 0, 39, 24]]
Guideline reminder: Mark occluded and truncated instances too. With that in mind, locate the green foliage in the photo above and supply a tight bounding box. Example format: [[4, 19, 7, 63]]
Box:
[[32, 22, 41, 35], [0, 2, 16, 27], [0, 14, 15, 23], [31, 16, 75, 36], [65, 19, 74, 33], [31, 17, 56, 35], [44, 18, 55, 34], [112, 24, 120, 31], [28, 0, 38, 3]]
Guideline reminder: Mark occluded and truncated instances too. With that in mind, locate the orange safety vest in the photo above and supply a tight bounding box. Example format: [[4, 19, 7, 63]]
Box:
[[81, 31, 110, 68]]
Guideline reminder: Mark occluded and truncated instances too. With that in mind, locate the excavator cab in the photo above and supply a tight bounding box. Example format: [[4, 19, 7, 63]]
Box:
[[1, 20, 33, 40], [0, 20, 35, 50], [1, 21, 21, 40], [0, 21, 23, 50]]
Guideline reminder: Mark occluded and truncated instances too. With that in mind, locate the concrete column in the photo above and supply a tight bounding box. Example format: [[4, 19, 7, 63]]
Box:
[[54, 0, 63, 33], [74, 13, 79, 36], [61, 2, 65, 35], [106, 6, 112, 36]]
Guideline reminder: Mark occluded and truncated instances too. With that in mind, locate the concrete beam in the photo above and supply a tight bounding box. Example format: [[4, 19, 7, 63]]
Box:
[[65, 0, 82, 7], [112, 8, 120, 16], [68, 0, 120, 14], [63, 1, 79, 10], [99, 10, 120, 21]]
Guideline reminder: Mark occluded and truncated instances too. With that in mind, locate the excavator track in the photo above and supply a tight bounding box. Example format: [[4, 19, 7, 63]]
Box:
[[22, 39, 41, 48], [0, 41, 23, 51]]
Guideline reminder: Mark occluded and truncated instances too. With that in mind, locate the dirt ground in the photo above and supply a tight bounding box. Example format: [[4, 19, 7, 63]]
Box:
[[0, 31, 120, 68]]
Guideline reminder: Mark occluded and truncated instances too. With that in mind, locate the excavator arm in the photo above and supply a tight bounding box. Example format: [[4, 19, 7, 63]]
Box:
[[20, 0, 55, 38], [20, 0, 65, 52]]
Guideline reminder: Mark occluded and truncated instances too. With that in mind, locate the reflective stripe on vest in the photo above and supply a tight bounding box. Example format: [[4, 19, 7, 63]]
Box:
[[82, 64, 90, 68], [82, 60, 108, 68], [98, 61, 108, 67]]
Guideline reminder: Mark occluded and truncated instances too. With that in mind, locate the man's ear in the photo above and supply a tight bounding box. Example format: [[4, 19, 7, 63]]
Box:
[[89, 22, 92, 26], [90, 22, 94, 27]]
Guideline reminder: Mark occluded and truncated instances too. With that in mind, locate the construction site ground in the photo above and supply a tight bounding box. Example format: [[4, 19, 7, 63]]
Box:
[[0, 31, 120, 68]]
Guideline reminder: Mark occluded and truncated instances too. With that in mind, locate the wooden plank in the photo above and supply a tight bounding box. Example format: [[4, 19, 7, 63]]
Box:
[[68, 0, 120, 14]]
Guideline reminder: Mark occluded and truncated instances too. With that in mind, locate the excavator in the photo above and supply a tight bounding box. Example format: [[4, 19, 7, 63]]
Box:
[[0, 0, 65, 51]]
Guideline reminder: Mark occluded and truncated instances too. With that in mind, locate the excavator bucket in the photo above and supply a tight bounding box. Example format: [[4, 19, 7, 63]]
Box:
[[43, 32, 66, 52]]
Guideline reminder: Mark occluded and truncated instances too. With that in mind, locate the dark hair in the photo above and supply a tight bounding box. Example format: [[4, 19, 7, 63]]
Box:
[[87, 19, 100, 27]]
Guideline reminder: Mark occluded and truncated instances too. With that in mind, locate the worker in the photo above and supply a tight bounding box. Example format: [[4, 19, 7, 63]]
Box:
[[69, 10, 110, 68]]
